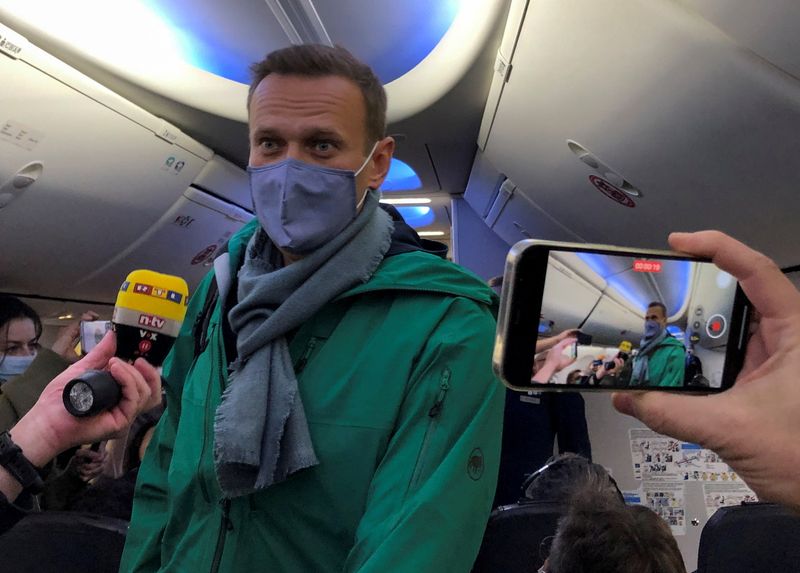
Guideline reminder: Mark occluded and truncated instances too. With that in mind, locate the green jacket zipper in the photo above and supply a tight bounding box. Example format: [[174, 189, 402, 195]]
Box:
[[197, 324, 217, 504], [409, 368, 451, 490], [210, 498, 232, 573], [294, 337, 318, 375]]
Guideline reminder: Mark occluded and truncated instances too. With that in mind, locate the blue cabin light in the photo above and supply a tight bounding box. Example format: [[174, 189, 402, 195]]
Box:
[[382, 158, 423, 192], [143, 0, 461, 84], [396, 205, 435, 228]]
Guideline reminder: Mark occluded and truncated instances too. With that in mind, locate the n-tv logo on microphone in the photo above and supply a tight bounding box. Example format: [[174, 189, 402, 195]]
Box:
[[138, 314, 166, 329]]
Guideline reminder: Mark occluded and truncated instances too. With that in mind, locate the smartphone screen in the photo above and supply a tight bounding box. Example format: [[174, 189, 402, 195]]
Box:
[[80, 320, 112, 355], [494, 241, 751, 392]]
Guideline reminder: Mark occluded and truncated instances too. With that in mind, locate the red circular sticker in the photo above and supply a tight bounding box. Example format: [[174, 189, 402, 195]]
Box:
[[191, 244, 217, 265], [589, 175, 635, 208], [138, 339, 153, 354]]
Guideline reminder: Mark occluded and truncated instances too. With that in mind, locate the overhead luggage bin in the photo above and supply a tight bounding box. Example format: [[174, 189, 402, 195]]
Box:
[[75, 186, 253, 299], [476, 0, 800, 266], [0, 22, 214, 302], [192, 155, 252, 212]]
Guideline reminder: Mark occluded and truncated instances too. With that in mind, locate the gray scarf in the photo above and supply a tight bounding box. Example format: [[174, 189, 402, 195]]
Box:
[[214, 190, 393, 498], [630, 329, 669, 386]]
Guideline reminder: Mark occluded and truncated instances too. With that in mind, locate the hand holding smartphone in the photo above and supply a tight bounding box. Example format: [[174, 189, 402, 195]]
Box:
[[79, 320, 112, 355], [493, 240, 751, 393]]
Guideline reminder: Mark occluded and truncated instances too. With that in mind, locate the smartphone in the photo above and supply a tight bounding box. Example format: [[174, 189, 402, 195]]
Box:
[[493, 240, 751, 392], [79, 320, 112, 354]]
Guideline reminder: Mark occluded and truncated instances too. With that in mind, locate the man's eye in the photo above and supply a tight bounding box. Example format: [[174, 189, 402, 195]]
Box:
[[313, 141, 334, 153], [259, 140, 279, 152]]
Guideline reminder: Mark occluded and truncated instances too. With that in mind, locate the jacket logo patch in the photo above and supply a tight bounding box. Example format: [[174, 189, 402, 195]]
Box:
[[467, 448, 484, 481]]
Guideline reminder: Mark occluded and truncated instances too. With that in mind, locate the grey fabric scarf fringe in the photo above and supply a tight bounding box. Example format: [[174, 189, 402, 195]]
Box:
[[214, 190, 393, 498]]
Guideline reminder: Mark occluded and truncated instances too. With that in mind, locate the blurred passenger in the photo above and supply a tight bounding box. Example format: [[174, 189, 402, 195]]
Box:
[[67, 405, 163, 520], [629, 302, 685, 387], [495, 347, 592, 507], [521, 453, 621, 505], [1, 295, 98, 431], [540, 479, 687, 573], [566, 369, 582, 385], [683, 345, 707, 387]]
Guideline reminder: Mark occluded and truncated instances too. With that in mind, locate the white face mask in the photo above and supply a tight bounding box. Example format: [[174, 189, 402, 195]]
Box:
[[0, 352, 37, 384]]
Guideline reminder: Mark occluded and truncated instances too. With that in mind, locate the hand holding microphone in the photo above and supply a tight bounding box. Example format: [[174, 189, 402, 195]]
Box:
[[63, 270, 188, 417]]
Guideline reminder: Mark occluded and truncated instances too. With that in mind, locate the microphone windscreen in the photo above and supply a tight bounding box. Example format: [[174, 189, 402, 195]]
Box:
[[111, 269, 189, 366]]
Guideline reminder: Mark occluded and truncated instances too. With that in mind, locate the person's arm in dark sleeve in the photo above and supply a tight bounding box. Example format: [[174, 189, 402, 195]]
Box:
[[0, 349, 70, 432], [343, 298, 504, 573], [554, 394, 592, 460]]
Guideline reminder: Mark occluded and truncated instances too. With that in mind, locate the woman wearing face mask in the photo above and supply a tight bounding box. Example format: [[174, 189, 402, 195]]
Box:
[[0, 295, 98, 432]]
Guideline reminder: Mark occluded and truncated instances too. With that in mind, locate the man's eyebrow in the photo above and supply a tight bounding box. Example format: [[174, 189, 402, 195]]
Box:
[[250, 127, 283, 140], [299, 128, 345, 141]]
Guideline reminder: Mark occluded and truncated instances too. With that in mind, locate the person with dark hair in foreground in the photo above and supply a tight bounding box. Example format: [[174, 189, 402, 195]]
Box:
[[0, 332, 161, 534], [614, 231, 800, 512], [0, 295, 99, 431], [541, 481, 687, 573]]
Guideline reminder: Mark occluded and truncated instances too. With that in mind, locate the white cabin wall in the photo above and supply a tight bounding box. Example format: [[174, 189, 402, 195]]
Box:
[[584, 393, 710, 572]]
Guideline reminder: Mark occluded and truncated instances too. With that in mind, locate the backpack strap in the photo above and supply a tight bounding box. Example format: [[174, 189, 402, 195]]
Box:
[[192, 276, 219, 360]]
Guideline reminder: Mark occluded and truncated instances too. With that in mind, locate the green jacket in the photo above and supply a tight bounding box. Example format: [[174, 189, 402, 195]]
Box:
[[121, 219, 504, 573], [631, 335, 686, 387]]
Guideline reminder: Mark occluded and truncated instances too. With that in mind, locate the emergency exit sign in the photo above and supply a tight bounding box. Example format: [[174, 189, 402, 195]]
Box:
[[633, 260, 662, 273]]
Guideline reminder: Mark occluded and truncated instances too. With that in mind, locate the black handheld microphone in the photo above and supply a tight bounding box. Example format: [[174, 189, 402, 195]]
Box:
[[63, 270, 188, 417]]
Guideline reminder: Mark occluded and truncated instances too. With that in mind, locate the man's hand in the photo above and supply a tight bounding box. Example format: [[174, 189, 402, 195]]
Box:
[[72, 448, 109, 483], [10, 331, 161, 468], [535, 329, 580, 354], [596, 357, 624, 380], [51, 311, 100, 363], [533, 337, 577, 383], [613, 231, 800, 509]]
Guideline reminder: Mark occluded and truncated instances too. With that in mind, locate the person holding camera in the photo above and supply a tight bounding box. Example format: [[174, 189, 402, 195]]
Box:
[[0, 332, 161, 534], [615, 230, 800, 511]]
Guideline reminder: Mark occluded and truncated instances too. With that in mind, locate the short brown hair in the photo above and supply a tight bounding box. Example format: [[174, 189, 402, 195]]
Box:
[[248, 44, 387, 147], [547, 483, 687, 573], [648, 301, 668, 317]]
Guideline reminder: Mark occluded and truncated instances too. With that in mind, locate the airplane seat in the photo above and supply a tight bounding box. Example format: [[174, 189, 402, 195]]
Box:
[[696, 503, 800, 573], [471, 501, 565, 573], [0, 511, 128, 573]]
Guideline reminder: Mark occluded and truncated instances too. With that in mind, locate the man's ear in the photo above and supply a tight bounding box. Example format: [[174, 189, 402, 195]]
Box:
[[365, 136, 395, 189]]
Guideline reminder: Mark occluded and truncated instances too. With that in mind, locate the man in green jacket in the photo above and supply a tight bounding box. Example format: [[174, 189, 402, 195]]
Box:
[[629, 302, 686, 387], [121, 44, 503, 572]]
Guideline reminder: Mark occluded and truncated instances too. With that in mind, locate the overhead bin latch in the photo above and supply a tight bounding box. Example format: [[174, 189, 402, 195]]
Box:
[[495, 52, 512, 83], [154, 120, 182, 144], [485, 178, 517, 227]]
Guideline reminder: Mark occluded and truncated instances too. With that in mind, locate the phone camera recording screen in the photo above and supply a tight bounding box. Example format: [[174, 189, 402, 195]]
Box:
[[529, 249, 747, 391]]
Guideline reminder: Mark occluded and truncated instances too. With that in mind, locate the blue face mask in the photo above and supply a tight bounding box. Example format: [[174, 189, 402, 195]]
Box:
[[248, 143, 378, 255], [0, 353, 37, 384], [642, 319, 664, 342]]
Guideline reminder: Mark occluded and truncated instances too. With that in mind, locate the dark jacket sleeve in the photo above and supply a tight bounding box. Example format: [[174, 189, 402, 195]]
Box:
[[0, 349, 70, 432], [554, 394, 592, 460], [0, 491, 32, 536]]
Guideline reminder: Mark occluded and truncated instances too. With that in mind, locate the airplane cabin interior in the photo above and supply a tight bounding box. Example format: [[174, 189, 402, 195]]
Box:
[[2, 0, 800, 571]]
